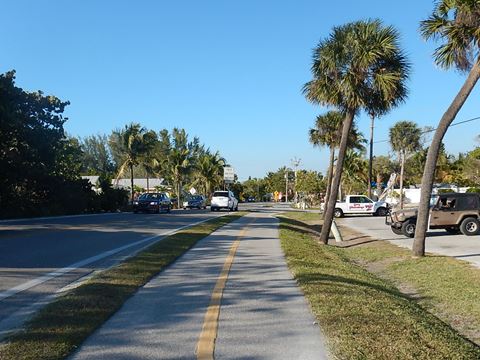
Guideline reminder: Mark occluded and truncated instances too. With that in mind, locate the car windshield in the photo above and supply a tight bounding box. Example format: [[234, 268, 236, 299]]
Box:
[[191, 195, 203, 200], [139, 193, 161, 200], [213, 191, 229, 197]]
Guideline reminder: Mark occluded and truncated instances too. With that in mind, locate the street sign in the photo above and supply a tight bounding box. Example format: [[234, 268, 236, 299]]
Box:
[[223, 166, 235, 182]]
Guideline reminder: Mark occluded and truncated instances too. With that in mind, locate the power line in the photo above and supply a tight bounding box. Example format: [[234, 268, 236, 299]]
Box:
[[374, 116, 480, 144]]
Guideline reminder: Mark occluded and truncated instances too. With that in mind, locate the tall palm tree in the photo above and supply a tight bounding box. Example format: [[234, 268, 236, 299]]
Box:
[[389, 121, 422, 208], [110, 123, 147, 203], [304, 20, 410, 244], [414, 1, 480, 256], [140, 130, 159, 193], [309, 111, 366, 216]]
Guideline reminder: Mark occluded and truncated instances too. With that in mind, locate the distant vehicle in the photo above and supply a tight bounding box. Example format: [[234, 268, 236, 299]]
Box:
[[387, 192, 480, 238], [133, 193, 171, 214], [326, 195, 388, 218], [247, 196, 256, 202], [211, 190, 238, 211], [183, 195, 207, 210]]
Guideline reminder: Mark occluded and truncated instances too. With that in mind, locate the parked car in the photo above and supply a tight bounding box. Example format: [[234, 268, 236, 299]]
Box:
[[247, 196, 256, 202], [133, 192, 171, 214], [183, 195, 207, 209], [211, 190, 238, 211], [324, 195, 388, 218], [386, 192, 480, 237]]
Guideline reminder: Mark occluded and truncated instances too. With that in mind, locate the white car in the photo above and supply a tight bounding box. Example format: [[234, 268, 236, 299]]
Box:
[[211, 190, 238, 211]]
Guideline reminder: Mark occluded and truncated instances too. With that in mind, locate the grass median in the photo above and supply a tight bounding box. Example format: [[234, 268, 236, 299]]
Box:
[[0, 212, 246, 360], [279, 212, 480, 359]]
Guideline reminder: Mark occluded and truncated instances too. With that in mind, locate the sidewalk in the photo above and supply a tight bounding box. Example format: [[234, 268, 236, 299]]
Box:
[[70, 212, 329, 359]]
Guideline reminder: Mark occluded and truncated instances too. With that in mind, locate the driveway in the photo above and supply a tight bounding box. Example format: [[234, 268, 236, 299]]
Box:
[[338, 216, 480, 268]]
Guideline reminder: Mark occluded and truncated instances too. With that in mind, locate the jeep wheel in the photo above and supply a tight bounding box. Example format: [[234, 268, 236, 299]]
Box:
[[401, 220, 416, 238], [460, 217, 480, 236], [375, 207, 388, 217], [333, 208, 344, 218], [391, 226, 403, 235]]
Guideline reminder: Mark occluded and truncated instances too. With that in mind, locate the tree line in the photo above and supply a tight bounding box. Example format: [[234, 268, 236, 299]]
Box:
[[0, 71, 227, 218], [303, 0, 480, 256]]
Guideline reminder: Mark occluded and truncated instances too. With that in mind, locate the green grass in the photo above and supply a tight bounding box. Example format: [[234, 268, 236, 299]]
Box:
[[279, 212, 480, 360], [346, 242, 480, 344], [0, 212, 245, 360]]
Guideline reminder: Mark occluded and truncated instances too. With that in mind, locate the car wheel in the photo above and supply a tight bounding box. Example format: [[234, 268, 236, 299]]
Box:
[[401, 220, 416, 238], [333, 208, 344, 218], [375, 207, 388, 217], [460, 217, 480, 236], [133, 210, 138, 214], [167, 206, 171, 213], [235, 205, 238, 211], [445, 227, 460, 235], [391, 226, 403, 235], [156, 207, 160, 214]]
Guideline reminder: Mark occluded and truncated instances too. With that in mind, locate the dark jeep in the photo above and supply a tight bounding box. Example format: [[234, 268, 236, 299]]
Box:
[[386, 192, 480, 238]]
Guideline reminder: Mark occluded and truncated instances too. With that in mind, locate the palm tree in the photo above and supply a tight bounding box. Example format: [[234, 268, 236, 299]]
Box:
[[341, 149, 368, 196], [389, 121, 422, 208], [413, 1, 480, 256], [110, 123, 147, 203], [140, 130, 159, 193], [309, 111, 366, 216], [195, 151, 225, 196], [303, 20, 410, 244]]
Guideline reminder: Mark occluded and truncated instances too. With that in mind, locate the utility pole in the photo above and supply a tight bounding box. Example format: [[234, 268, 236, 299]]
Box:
[[285, 170, 288, 203], [368, 111, 375, 199], [291, 157, 301, 203]]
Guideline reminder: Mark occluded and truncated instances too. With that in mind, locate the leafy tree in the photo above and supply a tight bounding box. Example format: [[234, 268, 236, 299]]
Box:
[[389, 121, 422, 208], [79, 134, 116, 176], [0, 71, 95, 218], [372, 155, 395, 193], [296, 170, 325, 205], [414, 0, 480, 256], [303, 20, 410, 244]]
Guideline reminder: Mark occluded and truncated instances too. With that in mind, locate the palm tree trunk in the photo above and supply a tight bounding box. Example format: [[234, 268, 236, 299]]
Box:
[[322, 146, 335, 219], [320, 110, 355, 244], [399, 152, 405, 209], [130, 164, 134, 204], [413, 60, 480, 257], [146, 172, 150, 194], [177, 181, 181, 209], [368, 113, 375, 198]]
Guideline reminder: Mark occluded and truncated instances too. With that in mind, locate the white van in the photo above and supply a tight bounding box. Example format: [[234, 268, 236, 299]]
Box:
[[211, 190, 239, 211]]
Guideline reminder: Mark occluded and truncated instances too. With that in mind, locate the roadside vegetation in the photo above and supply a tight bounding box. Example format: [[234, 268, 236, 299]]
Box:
[[0, 212, 245, 360], [279, 212, 480, 359]]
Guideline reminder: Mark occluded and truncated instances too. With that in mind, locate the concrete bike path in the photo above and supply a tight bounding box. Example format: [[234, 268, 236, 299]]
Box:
[[70, 212, 329, 359]]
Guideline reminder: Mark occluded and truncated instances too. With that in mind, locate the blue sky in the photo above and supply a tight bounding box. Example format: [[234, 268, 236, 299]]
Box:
[[2, 1, 479, 180]]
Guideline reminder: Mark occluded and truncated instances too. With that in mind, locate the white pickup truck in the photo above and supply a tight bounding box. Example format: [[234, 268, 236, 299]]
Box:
[[328, 195, 389, 218]]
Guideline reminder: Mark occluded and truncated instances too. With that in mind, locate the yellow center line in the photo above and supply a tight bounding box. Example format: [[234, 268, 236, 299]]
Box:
[[196, 218, 255, 360]]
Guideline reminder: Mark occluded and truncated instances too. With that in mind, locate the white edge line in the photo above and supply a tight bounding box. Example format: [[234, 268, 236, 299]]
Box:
[[0, 214, 227, 302]]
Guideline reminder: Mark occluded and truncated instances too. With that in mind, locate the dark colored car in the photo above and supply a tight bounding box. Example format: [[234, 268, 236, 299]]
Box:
[[133, 193, 171, 214], [247, 196, 256, 202], [183, 195, 207, 210]]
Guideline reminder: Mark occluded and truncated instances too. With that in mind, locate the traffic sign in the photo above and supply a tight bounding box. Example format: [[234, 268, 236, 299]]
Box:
[[223, 166, 235, 181]]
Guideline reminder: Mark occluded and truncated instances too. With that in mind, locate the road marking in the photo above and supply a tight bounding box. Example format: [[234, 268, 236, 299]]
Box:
[[0, 215, 225, 302], [196, 218, 255, 360]]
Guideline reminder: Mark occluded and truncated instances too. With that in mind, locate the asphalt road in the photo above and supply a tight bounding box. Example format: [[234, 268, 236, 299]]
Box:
[[0, 209, 226, 338], [339, 215, 480, 268], [70, 211, 329, 359]]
